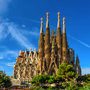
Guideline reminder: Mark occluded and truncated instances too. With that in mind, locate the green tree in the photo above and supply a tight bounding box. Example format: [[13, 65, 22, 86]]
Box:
[[86, 74, 90, 81], [0, 74, 12, 89], [77, 74, 90, 83], [0, 74, 5, 89], [4, 76, 12, 88], [30, 74, 50, 87], [55, 75, 65, 83], [57, 63, 77, 82], [48, 76, 55, 84]]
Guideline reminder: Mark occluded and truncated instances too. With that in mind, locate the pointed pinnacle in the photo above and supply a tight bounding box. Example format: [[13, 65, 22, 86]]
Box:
[[46, 12, 49, 20], [63, 17, 65, 25], [63, 17, 66, 33], [46, 12, 49, 28], [40, 18, 43, 33], [57, 12, 60, 28]]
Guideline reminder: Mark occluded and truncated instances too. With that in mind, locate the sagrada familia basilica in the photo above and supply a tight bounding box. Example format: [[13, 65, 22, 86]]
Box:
[[13, 12, 81, 83]]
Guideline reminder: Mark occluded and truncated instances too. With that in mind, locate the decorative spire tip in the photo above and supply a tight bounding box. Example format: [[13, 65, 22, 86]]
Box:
[[57, 12, 60, 15], [41, 18, 43, 21], [63, 17, 65, 21], [46, 12, 49, 20], [46, 12, 49, 15]]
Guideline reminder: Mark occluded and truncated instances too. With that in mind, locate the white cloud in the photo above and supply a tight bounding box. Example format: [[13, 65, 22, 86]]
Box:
[[22, 25, 26, 27], [6, 62, 16, 66], [8, 22, 35, 50], [0, 48, 19, 59], [0, 57, 3, 59], [0, 22, 10, 39], [19, 27, 39, 36], [81, 68, 90, 75], [67, 34, 90, 49], [0, 66, 5, 71], [0, 0, 11, 16], [0, 0, 36, 51], [30, 28, 39, 36], [0, 20, 36, 50]]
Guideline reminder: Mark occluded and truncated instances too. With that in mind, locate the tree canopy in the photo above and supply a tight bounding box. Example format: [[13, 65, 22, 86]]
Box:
[[57, 63, 77, 79], [30, 74, 50, 86], [0, 74, 12, 88]]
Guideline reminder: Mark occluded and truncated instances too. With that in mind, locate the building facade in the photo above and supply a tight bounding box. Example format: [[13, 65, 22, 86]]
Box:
[[13, 12, 81, 83]]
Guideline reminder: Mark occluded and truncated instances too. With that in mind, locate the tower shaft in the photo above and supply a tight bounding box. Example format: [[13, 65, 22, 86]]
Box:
[[45, 12, 51, 70], [56, 12, 62, 66], [37, 18, 44, 74], [62, 18, 68, 64]]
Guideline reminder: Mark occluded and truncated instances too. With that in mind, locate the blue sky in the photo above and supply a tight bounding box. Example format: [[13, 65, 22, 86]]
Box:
[[0, 0, 90, 76]]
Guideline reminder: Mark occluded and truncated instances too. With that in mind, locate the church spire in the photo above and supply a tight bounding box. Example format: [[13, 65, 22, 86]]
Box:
[[62, 17, 68, 64], [39, 17, 44, 58], [46, 12, 49, 28], [57, 12, 60, 28], [40, 18, 43, 33], [45, 12, 50, 71], [37, 18, 44, 75], [56, 12, 62, 66], [63, 17, 66, 33]]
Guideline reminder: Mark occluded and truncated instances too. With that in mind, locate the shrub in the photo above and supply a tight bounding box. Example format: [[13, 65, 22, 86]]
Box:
[[29, 86, 45, 90], [62, 81, 79, 90], [47, 86, 53, 90]]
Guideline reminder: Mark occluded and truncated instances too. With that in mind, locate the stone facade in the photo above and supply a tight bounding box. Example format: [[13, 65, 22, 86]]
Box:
[[13, 12, 81, 83], [11, 79, 21, 85]]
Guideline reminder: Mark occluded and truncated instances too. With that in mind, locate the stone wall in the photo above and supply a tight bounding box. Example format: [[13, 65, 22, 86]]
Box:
[[11, 78, 21, 85]]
